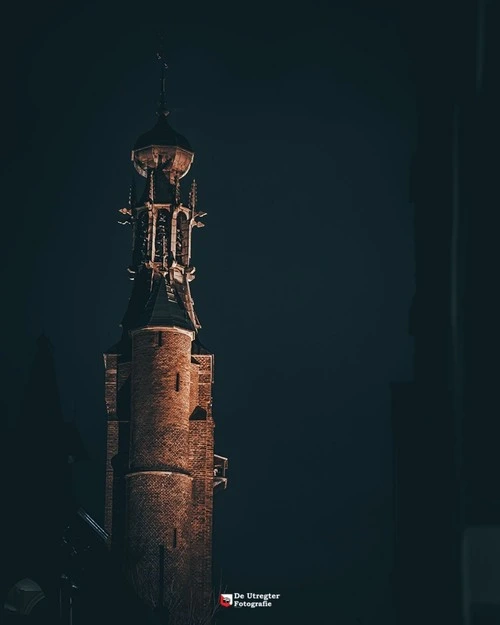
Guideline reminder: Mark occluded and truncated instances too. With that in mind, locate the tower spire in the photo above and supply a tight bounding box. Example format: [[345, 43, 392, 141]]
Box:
[[103, 57, 228, 625]]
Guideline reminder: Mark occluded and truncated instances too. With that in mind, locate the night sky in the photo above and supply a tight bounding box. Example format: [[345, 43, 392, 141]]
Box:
[[1, 2, 415, 623]]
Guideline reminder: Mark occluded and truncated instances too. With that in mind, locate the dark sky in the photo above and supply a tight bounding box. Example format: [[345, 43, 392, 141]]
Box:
[[0, 1, 415, 623]]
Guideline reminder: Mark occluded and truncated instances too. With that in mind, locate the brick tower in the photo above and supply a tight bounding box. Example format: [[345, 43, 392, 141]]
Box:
[[103, 59, 228, 625]]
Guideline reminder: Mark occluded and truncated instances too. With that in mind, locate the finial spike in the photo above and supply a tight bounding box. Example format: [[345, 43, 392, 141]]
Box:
[[156, 51, 169, 117]]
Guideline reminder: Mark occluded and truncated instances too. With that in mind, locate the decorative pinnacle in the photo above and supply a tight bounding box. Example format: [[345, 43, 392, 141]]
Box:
[[149, 168, 155, 204], [189, 179, 197, 210], [174, 174, 181, 206], [128, 177, 137, 209], [156, 51, 169, 118]]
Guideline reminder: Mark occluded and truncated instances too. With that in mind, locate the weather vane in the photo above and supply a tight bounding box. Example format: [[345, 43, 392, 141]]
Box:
[[156, 50, 168, 70]]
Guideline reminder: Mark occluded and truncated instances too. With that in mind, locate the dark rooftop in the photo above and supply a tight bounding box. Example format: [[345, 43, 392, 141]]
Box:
[[134, 115, 192, 152], [138, 273, 195, 332]]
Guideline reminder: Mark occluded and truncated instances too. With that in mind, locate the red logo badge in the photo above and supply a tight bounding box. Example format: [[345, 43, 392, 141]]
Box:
[[220, 594, 233, 608]]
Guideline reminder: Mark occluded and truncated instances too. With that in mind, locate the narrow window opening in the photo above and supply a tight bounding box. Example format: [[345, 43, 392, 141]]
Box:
[[173, 528, 178, 548], [157, 332, 163, 347], [159, 545, 165, 608], [175, 372, 180, 391]]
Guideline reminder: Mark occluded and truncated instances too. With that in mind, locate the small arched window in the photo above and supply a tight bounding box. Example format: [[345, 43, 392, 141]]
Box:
[[133, 210, 149, 267], [176, 212, 188, 265], [155, 209, 169, 265], [175, 373, 180, 391]]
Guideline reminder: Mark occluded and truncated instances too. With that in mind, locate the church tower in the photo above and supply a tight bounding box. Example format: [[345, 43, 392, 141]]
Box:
[[103, 59, 228, 624]]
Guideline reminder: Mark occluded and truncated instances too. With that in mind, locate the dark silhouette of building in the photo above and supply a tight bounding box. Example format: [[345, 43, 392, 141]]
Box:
[[0, 337, 164, 625], [103, 59, 227, 625], [0, 335, 83, 619], [392, 1, 500, 624], [0, 336, 78, 620]]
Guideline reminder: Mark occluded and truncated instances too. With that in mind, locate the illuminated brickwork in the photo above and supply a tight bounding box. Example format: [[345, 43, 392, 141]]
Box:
[[105, 332, 216, 622], [188, 355, 215, 609], [130, 329, 192, 472]]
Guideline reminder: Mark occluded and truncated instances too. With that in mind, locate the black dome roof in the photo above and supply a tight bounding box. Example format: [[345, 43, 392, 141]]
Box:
[[134, 115, 192, 152]]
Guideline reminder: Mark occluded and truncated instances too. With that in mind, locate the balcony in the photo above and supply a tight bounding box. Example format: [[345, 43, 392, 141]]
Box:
[[213, 455, 228, 492]]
